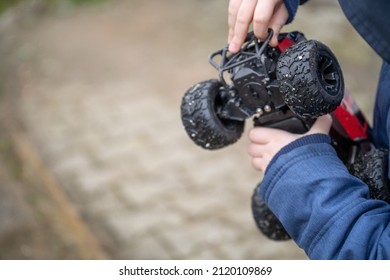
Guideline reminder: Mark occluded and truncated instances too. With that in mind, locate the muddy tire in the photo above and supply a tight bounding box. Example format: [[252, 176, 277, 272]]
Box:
[[277, 40, 344, 118], [349, 148, 390, 203], [181, 79, 244, 150], [251, 186, 291, 241]]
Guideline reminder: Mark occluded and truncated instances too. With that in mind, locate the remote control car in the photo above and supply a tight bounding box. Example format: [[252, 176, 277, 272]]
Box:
[[181, 30, 344, 150], [181, 30, 389, 241]]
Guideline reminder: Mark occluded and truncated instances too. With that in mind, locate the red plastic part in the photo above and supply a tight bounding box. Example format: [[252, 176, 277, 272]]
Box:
[[332, 92, 369, 141], [278, 38, 295, 52]]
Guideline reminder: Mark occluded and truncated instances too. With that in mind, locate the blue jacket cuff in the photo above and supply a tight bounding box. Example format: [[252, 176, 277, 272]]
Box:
[[265, 133, 331, 175]]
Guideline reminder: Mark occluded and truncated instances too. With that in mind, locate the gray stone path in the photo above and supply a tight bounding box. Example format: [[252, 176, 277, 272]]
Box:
[[0, 0, 381, 259]]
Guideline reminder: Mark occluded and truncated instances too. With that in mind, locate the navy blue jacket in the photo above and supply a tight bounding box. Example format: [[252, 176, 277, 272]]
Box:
[[338, 0, 390, 64], [285, 1, 390, 65], [257, 0, 390, 259]]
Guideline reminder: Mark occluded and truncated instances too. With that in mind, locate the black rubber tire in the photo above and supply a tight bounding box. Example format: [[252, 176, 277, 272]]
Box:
[[349, 148, 390, 203], [251, 186, 291, 241], [276, 40, 344, 118], [181, 79, 245, 150]]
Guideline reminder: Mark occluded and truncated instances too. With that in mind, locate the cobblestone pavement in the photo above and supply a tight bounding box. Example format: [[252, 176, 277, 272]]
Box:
[[0, 0, 381, 259]]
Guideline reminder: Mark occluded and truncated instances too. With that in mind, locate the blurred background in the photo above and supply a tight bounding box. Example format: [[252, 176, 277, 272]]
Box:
[[0, 0, 381, 259]]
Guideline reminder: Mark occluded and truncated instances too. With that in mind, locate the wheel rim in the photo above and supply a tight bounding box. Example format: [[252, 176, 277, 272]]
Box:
[[211, 85, 244, 131], [317, 50, 341, 95]]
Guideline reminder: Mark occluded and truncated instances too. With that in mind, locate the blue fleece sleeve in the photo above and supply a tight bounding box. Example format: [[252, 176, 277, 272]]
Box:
[[265, 133, 331, 175], [259, 139, 390, 259]]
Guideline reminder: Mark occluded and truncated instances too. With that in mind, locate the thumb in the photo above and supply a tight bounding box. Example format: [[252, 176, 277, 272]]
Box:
[[308, 114, 333, 135]]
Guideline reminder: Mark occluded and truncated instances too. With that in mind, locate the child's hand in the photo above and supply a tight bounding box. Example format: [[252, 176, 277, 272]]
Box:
[[228, 0, 289, 53], [248, 115, 333, 172]]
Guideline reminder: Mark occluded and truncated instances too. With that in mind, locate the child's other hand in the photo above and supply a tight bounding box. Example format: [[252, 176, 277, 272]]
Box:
[[228, 0, 289, 53], [248, 115, 333, 172]]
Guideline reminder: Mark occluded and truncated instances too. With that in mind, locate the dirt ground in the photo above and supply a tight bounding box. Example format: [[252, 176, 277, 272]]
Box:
[[0, 0, 382, 259]]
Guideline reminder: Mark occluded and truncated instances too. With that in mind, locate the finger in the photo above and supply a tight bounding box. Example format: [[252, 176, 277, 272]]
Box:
[[268, 3, 289, 46], [252, 157, 265, 171], [248, 126, 284, 144], [228, 0, 243, 43], [249, 127, 268, 144], [248, 143, 265, 157], [229, 0, 258, 53], [268, 23, 283, 46], [253, 0, 275, 41], [308, 115, 333, 135]]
